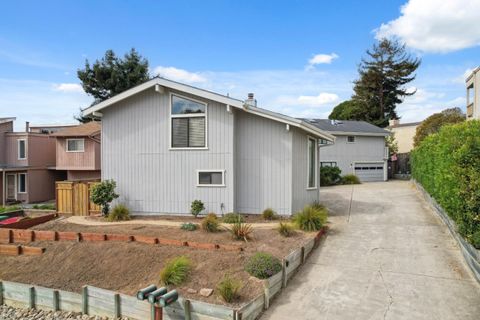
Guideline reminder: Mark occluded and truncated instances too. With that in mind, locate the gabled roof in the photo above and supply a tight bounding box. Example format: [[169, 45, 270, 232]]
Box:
[[51, 121, 101, 137], [301, 119, 390, 137], [0, 117, 16, 124], [82, 77, 335, 141]]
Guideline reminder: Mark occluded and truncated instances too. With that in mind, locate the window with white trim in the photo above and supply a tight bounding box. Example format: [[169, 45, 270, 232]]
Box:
[[307, 137, 317, 189], [347, 136, 356, 143], [197, 170, 225, 186], [18, 139, 26, 159], [171, 95, 207, 148], [18, 173, 27, 193], [66, 139, 85, 152], [321, 161, 337, 168]]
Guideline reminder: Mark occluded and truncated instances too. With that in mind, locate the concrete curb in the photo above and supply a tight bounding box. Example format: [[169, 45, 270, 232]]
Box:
[[413, 180, 480, 283]]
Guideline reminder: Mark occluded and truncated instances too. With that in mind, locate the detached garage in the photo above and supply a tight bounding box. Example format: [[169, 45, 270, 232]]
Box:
[[302, 119, 390, 183]]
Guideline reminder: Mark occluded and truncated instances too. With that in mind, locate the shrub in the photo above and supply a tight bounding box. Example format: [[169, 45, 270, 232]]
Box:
[[107, 204, 130, 222], [180, 222, 198, 231], [160, 256, 192, 286], [201, 213, 219, 232], [0, 205, 21, 214], [320, 166, 342, 186], [277, 222, 294, 237], [217, 274, 242, 303], [190, 200, 205, 218], [310, 201, 325, 211], [292, 205, 328, 232], [32, 204, 56, 210], [245, 252, 282, 279], [471, 231, 480, 249], [229, 221, 253, 242], [262, 208, 277, 220], [222, 212, 245, 224], [341, 174, 361, 185], [90, 180, 119, 216], [412, 120, 480, 246]]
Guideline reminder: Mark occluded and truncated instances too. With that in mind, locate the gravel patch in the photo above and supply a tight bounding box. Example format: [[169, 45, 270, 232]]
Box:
[[0, 305, 129, 320]]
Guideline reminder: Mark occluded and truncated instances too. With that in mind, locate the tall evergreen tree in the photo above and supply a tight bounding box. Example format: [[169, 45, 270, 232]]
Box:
[[352, 39, 420, 127], [75, 48, 150, 122]]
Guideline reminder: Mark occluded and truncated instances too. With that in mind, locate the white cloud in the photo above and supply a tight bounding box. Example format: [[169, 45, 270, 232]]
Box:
[[375, 0, 480, 53], [153, 66, 206, 83], [452, 68, 476, 84], [53, 83, 84, 93], [404, 87, 445, 103], [307, 53, 339, 67], [275, 92, 340, 108]]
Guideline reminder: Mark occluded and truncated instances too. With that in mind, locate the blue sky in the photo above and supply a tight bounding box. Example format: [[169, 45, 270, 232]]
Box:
[[1, 0, 479, 130]]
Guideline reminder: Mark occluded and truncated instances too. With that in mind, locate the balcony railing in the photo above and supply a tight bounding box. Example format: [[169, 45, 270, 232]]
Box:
[[467, 103, 474, 118]]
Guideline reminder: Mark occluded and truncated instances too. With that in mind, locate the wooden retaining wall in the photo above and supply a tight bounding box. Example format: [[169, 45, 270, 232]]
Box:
[[0, 214, 56, 229]]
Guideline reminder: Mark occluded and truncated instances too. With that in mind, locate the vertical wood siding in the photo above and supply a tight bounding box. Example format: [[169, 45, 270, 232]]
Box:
[[56, 137, 100, 170], [27, 169, 56, 203], [291, 128, 319, 213], [27, 135, 55, 167], [102, 88, 234, 215], [4, 134, 28, 167], [234, 112, 292, 215], [320, 135, 386, 176], [0, 122, 13, 164]]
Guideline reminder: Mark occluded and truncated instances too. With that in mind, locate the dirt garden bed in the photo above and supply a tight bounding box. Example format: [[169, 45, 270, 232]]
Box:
[[0, 218, 316, 307]]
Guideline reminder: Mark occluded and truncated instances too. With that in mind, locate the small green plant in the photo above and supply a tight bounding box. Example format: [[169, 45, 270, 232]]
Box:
[[32, 204, 56, 210], [222, 212, 245, 224], [341, 174, 361, 185], [180, 222, 198, 231], [201, 213, 219, 232], [217, 274, 242, 303], [310, 201, 325, 211], [245, 252, 282, 279], [277, 222, 294, 237], [320, 166, 342, 186], [292, 205, 328, 231], [0, 205, 21, 214], [160, 256, 192, 286], [190, 200, 205, 218], [90, 180, 119, 216], [471, 231, 480, 249], [107, 204, 131, 222], [262, 208, 277, 220], [229, 221, 253, 242]]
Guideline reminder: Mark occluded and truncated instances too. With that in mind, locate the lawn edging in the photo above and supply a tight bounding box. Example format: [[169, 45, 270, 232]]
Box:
[[413, 180, 480, 283]]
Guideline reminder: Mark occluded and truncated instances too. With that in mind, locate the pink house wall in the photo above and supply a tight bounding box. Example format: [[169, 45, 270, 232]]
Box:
[[56, 137, 100, 170], [4, 134, 55, 167], [0, 122, 13, 164], [27, 169, 56, 203], [4, 134, 28, 167]]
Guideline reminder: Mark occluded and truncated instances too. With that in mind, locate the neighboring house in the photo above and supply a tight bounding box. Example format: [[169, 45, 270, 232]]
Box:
[[29, 123, 78, 134], [82, 77, 335, 215], [466, 67, 480, 120], [0, 118, 61, 205], [304, 119, 390, 182], [387, 119, 421, 154], [51, 121, 101, 181]]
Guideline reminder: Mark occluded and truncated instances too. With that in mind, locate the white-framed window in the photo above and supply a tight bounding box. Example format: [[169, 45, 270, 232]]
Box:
[[17, 173, 27, 193], [347, 136, 356, 143], [18, 139, 27, 160], [66, 139, 85, 152], [170, 94, 207, 149], [307, 136, 317, 189], [321, 161, 337, 168], [197, 170, 225, 187]]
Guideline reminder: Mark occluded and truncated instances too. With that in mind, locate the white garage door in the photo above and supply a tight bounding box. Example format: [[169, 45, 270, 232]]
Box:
[[354, 163, 385, 182]]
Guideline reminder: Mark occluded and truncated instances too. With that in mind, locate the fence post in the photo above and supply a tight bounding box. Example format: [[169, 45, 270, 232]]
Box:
[[114, 293, 120, 318], [184, 299, 191, 320], [301, 246, 305, 264], [263, 281, 270, 310], [0, 281, 3, 305], [29, 286, 35, 309], [82, 286, 88, 315], [53, 290, 59, 311], [281, 259, 287, 288]]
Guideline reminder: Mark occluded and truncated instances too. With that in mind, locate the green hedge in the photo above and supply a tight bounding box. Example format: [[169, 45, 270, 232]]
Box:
[[411, 120, 480, 247]]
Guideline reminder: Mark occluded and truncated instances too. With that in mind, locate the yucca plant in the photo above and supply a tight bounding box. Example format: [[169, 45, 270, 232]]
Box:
[[160, 256, 192, 286], [277, 222, 294, 237], [292, 205, 328, 231], [229, 221, 253, 242], [217, 274, 242, 303]]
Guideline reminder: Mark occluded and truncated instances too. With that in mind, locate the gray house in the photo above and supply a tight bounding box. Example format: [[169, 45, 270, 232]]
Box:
[[82, 77, 334, 215], [304, 119, 389, 182]]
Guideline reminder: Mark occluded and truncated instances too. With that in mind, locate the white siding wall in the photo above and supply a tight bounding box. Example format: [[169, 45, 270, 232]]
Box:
[[234, 112, 293, 215], [102, 88, 234, 215], [320, 135, 386, 176], [291, 128, 319, 213]]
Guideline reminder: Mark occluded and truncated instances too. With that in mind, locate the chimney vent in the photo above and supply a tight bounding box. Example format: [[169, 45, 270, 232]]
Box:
[[245, 93, 257, 107], [25, 121, 30, 132]]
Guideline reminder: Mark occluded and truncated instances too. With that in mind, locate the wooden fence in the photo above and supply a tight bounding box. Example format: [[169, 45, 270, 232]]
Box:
[[56, 181, 101, 216]]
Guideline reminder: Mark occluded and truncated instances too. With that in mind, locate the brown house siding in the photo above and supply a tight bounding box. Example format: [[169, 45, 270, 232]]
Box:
[[67, 170, 101, 181], [27, 169, 56, 203], [56, 137, 100, 170], [4, 134, 28, 167]]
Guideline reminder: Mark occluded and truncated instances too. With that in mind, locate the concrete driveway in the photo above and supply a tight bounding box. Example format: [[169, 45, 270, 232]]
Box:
[[262, 180, 480, 320]]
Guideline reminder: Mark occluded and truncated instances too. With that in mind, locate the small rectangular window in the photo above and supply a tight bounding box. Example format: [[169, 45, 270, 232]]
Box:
[[347, 136, 356, 143], [197, 170, 225, 187], [18, 139, 26, 159], [307, 137, 317, 189], [66, 139, 85, 152], [18, 173, 27, 193], [321, 162, 337, 168]]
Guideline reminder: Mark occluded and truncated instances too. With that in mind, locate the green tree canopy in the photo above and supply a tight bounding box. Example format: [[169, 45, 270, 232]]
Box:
[[76, 48, 150, 122], [413, 107, 465, 147], [328, 100, 369, 121]]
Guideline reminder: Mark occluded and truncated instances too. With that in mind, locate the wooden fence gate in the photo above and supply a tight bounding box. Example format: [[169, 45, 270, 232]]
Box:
[[56, 181, 101, 215]]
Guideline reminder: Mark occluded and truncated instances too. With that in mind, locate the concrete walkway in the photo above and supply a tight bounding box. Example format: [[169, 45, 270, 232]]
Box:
[[262, 180, 480, 320]]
